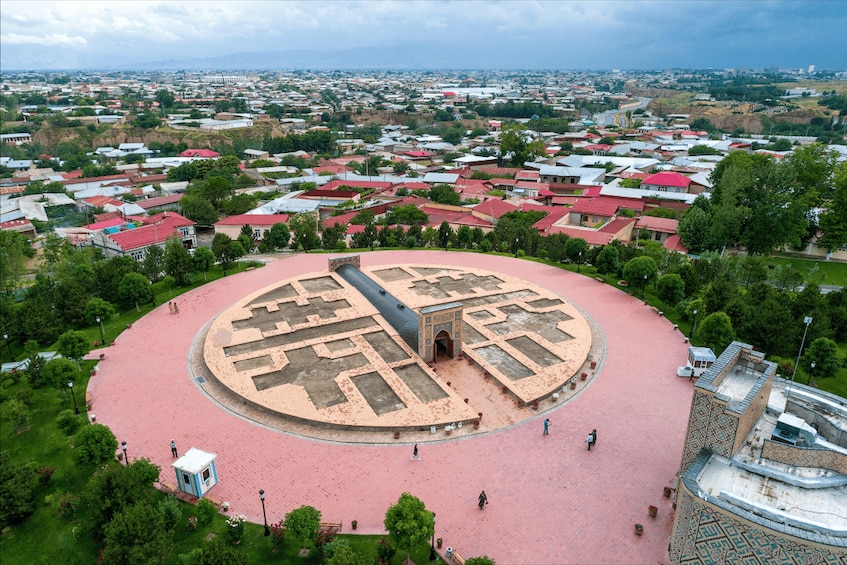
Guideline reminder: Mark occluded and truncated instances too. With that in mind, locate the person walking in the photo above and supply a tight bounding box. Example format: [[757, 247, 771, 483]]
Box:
[[411, 444, 420, 461], [173, 302, 179, 315], [543, 418, 550, 435], [586, 430, 595, 451], [170, 439, 178, 458], [478, 490, 488, 509], [591, 429, 597, 447], [168, 301, 174, 314]]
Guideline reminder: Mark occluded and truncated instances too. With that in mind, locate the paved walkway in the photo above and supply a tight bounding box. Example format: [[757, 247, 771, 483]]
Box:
[[88, 251, 693, 565]]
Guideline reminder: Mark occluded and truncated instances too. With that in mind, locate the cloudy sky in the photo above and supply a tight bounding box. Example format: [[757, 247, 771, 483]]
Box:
[[1, 0, 845, 71]]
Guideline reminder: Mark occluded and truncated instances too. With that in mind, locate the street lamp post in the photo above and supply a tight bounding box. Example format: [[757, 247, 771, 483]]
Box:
[[259, 489, 270, 536], [809, 361, 816, 386], [429, 512, 437, 561], [514, 238, 519, 258], [96, 316, 106, 344], [577, 250, 582, 273], [787, 316, 813, 400], [67, 381, 80, 415], [2, 332, 12, 360], [642, 274, 648, 299], [121, 441, 128, 466], [689, 309, 698, 340]]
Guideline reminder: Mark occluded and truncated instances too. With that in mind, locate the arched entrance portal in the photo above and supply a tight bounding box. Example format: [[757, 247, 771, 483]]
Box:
[[433, 329, 455, 362]]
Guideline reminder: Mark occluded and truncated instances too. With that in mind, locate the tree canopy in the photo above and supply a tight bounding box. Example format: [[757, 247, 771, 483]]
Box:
[[384, 492, 434, 565]]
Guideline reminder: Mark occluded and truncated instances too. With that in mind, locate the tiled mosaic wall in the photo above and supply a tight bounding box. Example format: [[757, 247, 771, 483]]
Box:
[[670, 488, 847, 564], [762, 439, 847, 476], [680, 389, 740, 472]]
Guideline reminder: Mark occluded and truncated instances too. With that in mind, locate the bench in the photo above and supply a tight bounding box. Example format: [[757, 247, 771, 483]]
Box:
[[319, 520, 342, 533], [157, 481, 178, 495], [452, 552, 466, 565], [595, 276, 605, 282]]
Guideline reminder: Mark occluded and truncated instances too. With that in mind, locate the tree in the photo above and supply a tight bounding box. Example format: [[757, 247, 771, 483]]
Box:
[[499, 122, 538, 167], [290, 213, 321, 251], [192, 247, 215, 281], [622, 256, 659, 294], [284, 505, 321, 550], [697, 312, 735, 352], [266, 222, 290, 250], [211, 233, 235, 274], [141, 244, 165, 282], [594, 245, 621, 278], [0, 230, 36, 293], [222, 193, 258, 216], [802, 337, 840, 384], [184, 536, 247, 565], [429, 184, 461, 206], [83, 458, 160, 541], [384, 493, 434, 565], [84, 297, 117, 328], [180, 195, 219, 225], [164, 237, 195, 286], [321, 223, 347, 250], [656, 273, 686, 305], [385, 204, 429, 226], [677, 206, 713, 253], [817, 162, 847, 252], [43, 358, 78, 390], [0, 451, 37, 528], [564, 238, 588, 266], [155, 89, 175, 115], [73, 423, 117, 466], [118, 272, 152, 311], [56, 330, 89, 369], [437, 222, 454, 249], [102, 502, 171, 565], [770, 264, 804, 292], [94, 255, 138, 304]]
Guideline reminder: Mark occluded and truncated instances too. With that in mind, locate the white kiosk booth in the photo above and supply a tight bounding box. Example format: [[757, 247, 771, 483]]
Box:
[[172, 448, 218, 498]]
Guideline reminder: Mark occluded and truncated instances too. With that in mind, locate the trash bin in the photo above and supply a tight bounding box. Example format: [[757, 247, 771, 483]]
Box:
[[445, 547, 453, 558]]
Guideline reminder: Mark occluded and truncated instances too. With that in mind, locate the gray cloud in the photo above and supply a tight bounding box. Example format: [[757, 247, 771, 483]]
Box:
[[1, 0, 844, 70]]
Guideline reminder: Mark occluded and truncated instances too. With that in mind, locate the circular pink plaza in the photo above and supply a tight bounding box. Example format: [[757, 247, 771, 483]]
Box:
[[89, 251, 693, 565]]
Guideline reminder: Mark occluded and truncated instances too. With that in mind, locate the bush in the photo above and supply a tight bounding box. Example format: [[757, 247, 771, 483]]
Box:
[[158, 495, 182, 532], [56, 409, 82, 435], [0, 451, 37, 528], [195, 497, 217, 526], [72, 423, 117, 466], [1, 398, 30, 428], [376, 536, 396, 562], [35, 465, 57, 487], [14, 384, 33, 406], [322, 537, 350, 559], [45, 491, 79, 519]]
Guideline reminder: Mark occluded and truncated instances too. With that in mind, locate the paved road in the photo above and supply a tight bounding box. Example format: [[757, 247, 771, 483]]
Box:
[[88, 251, 692, 565]]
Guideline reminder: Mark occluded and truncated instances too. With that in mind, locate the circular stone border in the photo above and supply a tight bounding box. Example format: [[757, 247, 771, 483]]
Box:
[[192, 262, 605, 442]]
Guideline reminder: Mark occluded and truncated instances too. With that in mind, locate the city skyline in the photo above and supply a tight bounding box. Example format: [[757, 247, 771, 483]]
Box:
[[1, 0, 845, 71]]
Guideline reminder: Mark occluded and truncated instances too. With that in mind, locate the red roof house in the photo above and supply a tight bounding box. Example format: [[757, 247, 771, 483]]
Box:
[[641, 171, 692, 194]]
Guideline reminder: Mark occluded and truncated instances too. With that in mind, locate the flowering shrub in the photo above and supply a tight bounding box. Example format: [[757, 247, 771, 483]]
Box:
[[226, 514, 246, 543], [270, 520, 285, 551], [35, 466, 57, 487], [187, 516, 198, 531], [58, 493, 79, 518]]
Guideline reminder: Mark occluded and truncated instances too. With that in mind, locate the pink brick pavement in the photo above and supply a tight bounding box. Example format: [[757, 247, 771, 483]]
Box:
[[87, 251, 692, 565]]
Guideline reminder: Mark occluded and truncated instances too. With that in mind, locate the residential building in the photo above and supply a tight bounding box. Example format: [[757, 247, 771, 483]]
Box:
[[88, 211, 196, 260]]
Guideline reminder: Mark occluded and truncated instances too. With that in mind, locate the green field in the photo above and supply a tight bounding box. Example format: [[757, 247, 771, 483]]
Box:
[[769, 255, 847, 287]]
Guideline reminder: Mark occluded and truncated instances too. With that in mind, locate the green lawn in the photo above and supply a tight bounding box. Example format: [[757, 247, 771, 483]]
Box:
[[768, 255, 847, 287]]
